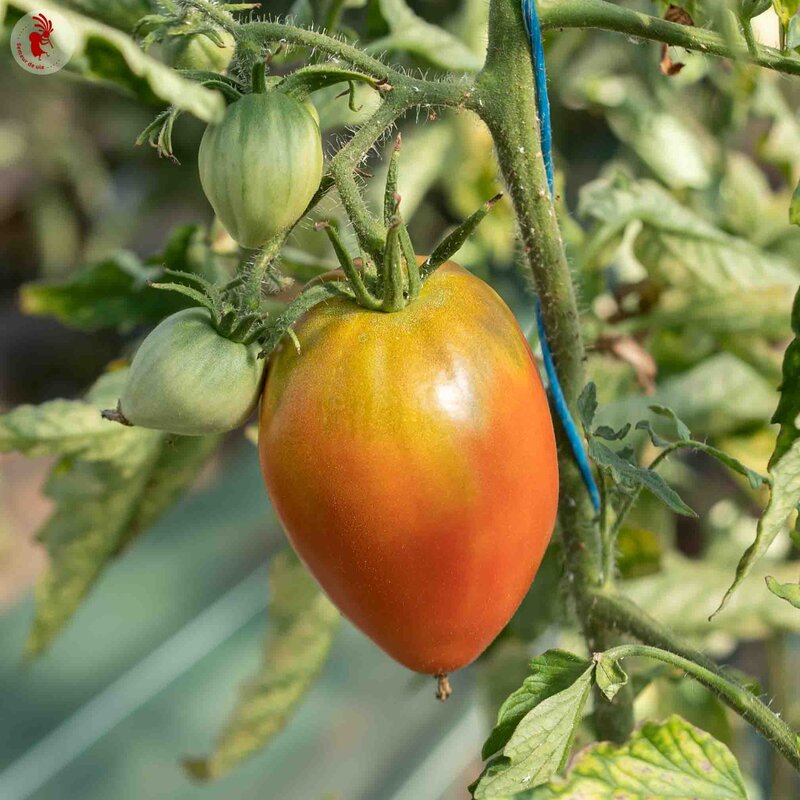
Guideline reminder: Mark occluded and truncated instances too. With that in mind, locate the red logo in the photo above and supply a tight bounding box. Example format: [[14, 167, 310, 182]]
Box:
[[10, 10, 76, 75], [28, 14, 54, 60]]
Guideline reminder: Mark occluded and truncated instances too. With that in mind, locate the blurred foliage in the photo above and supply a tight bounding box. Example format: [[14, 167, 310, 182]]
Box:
[[1, 0, 800, 796]]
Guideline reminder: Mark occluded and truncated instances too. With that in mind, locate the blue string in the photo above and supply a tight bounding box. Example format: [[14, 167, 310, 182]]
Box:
[[521, 0, 601, 511]]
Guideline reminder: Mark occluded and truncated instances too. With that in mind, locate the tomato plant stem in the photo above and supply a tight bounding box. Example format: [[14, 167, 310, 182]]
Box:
[[478, 0, 634, 744], [538, 0, 800, 77], [600, 643, 800, 772]]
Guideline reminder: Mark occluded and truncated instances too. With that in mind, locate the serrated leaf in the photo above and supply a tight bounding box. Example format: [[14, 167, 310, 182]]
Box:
[[472, 662, 594, 798], [577, 383, 598, 430], [1, 0, 224, 122], [579, 177, 798, 298], [714, 287, 800, 617], [635, 420, 671, 449], [765, 575, 800, 608], [589, 439, 696, 517], [649, 405, 691, 442], [634, 421, 766, 490], [529, 715, 748, 799], [365, 0, 482, 73], [20, 226, 220, 333], [482, 650, 593, 760], [0, 371, 131, 460], [21, 253, 174, 333], [626, 553, 800, 639], [184, 550, 339, 781], [593, 423, 630, 441], [600, 354, 778, 440], [594, 653, 628, 702], [8, 370, 221, 655]]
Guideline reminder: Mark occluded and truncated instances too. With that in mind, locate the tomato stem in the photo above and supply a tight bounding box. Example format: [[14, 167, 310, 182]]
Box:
[[435, 673, 452, 702], [381, 221, 406, 312], [316, 222, 383, 310], [251, 61, 267, 93]]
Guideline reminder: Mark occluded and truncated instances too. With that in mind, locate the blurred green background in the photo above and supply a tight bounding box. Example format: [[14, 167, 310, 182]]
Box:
[[1, 0, 800, 798]]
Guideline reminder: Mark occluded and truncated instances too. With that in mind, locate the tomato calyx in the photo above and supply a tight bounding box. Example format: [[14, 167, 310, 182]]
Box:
[[149, 269, 270, 345], [311, 134, 503, 316]]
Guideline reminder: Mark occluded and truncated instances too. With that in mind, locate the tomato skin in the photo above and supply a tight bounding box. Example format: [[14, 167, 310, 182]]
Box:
[[120, 308, 265, 435], [259, 264, 559, 674], [198, 92, 323, 249]]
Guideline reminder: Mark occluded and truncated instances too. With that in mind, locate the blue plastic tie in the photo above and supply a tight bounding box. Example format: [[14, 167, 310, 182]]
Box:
[[521, 0, 601, 511]]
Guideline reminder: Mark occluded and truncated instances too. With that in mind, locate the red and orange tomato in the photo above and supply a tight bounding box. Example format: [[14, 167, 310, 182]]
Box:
[[259, 263, 558, 675]]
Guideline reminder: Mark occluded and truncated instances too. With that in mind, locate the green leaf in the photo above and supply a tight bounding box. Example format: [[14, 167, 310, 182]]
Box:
[[579, 177, 798, 299], [648, 405, 691, 442], [529, 716, 748, 800], [2, 370, 222, 656], [482, 650, 593, 760], [593, 653, 628, 702], [577, 382, 598, 430], [740, 0, 772, 19], [593, 423, 630, 441], [626, 553, 800, 639], [773, 0, 800, 26], [635, 420, 671, 449], [589, 440, 697, 517], [472, 660, 594, 797], [60, 0, 152, 32], [635, 420, 767, 490], [0, 371, 133, 460], [600, 354, 779, 439], [616, 526, 662, 579], [790, 180, 800, 227], [365, 0, 482, 73], [766, 575, 800, 608], [1, 0, 224, 122], [714, 286, 800, 617], [184, 549, 339, 781], [20, 226, 220, 333], [21, 252, 175, 333]]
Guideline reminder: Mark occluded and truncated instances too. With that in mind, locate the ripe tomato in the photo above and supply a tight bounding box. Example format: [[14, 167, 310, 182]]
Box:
[[258, 263, 558, 675]]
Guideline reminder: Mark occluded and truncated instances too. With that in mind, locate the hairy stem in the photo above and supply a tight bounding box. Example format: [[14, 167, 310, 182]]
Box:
[[601, 643, 800, 772], [539, 0, 800, 77], [478, 0, 631, 743]]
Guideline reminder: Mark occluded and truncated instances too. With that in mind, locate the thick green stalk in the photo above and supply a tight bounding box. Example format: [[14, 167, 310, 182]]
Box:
[[477, 0, 631, 743], [538, 0, 800, 77], [601, 644, 800, 772]]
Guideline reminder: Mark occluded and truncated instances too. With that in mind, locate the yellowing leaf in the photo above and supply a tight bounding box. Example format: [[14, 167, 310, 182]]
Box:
[[184, 550, 339, 781], [1, 0, 224, 122], [0, 370, 221, 656], [530, 716, 748, 799]]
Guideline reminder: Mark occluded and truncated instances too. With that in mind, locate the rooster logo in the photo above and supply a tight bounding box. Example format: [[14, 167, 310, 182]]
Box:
[[28, 13, 54, 59]]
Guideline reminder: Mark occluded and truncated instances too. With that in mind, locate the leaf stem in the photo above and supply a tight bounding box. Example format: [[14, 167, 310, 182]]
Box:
[[538, 0, 800, 77], [601, 643, 800, 772]]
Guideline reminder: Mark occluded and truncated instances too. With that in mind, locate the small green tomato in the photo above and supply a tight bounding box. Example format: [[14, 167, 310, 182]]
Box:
[[114, 308, 265, 436], [198, 91, 324, 249], [162, 30, 236, 72]]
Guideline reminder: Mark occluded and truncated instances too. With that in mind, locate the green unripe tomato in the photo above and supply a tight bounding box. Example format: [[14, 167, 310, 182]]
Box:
[[118, 308, 265, 435], [163, 30, 236, 72], [198, 92, 324, 249]]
